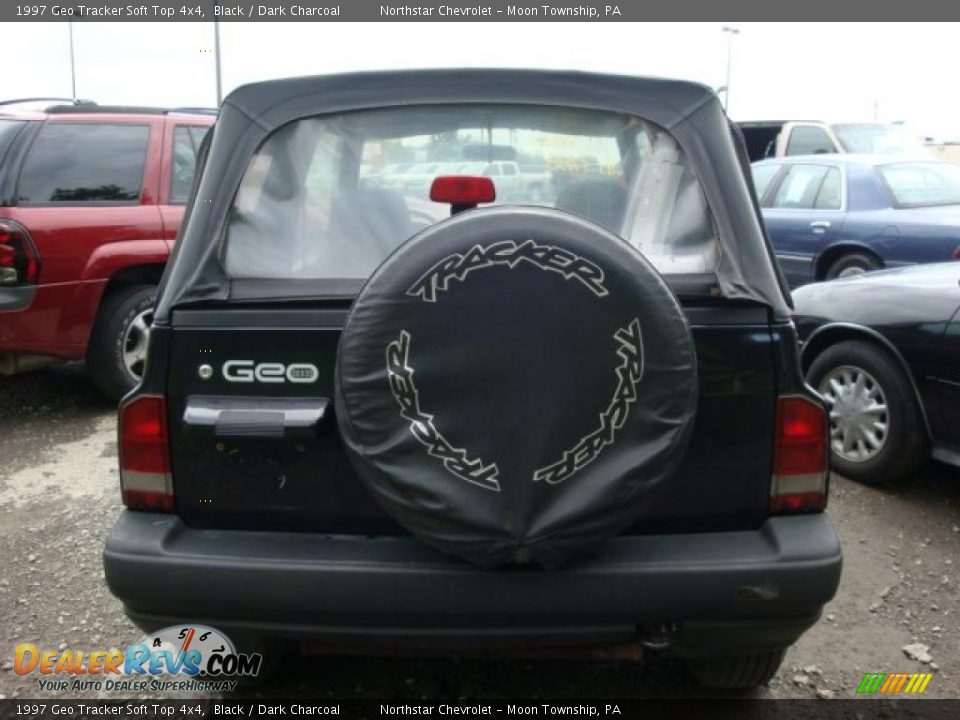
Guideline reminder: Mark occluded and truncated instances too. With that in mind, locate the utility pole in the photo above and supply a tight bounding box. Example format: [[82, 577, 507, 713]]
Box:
[[68, 22, 77, 101], [721, 26, 740, 113], [214, 21, 223, 106]]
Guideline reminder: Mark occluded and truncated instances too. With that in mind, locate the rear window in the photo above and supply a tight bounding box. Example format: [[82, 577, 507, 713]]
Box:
[[17, 123, 149, 204], [877, 162, 960, 207], [224, 104, 719, 280]]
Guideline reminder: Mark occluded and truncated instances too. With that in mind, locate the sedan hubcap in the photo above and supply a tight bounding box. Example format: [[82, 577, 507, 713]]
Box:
[[837, 266, 867, 278], [122, 309, 153, 380], [818, 365, 888, 462]]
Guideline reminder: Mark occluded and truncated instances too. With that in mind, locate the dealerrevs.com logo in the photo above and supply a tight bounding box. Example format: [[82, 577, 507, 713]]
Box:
[[13, 625, 261, 693]]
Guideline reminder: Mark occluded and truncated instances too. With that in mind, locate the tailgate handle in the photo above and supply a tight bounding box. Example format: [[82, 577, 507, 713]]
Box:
[[183, 396, 328, 438]]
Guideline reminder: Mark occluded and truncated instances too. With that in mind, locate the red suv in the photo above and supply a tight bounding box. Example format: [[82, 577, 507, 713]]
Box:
[[0, 100, 214, 400]]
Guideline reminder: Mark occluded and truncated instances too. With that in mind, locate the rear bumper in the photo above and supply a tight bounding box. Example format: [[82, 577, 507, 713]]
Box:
[[0, 285, 36, 312], [0, 282, 93, 358], [103, 512, 842, 658]]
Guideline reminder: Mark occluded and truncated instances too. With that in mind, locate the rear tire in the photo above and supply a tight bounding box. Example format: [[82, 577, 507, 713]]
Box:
[[687, 649, 785, 690], [807, 340, 927, 485], [824, 252, 880, 280], [86, 285, 156, 402]]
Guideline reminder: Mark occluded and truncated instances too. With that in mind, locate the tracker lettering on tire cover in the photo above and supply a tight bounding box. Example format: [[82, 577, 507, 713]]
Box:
[[335, 206, 697, 568], [533, 317, 644, 485], [407, 238, 610, 302], [386, 329, 501, 492]]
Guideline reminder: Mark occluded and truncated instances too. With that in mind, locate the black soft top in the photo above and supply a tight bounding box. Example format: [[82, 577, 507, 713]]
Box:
[[157, 69, 791, 320]]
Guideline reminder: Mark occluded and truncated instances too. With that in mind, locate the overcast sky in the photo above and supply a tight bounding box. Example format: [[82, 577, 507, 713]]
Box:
[[4, 22, 959, 140]]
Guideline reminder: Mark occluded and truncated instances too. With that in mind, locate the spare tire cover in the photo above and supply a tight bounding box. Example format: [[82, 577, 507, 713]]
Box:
[[335, 206, 697, 568]]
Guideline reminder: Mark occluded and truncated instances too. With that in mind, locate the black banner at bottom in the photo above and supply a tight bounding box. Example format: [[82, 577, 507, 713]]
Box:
[[1, 700, 960, 720]]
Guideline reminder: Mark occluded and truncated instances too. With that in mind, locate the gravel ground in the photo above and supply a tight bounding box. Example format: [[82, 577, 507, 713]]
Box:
[[1, 365, 958, 700]]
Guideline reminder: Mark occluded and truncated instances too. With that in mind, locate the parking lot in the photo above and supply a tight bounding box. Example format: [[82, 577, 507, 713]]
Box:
[[1, 365, 958, 700]]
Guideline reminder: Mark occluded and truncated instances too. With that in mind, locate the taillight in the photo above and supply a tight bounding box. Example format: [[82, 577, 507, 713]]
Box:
[[953, 245, 960, 260], [0, 219, 41, 286], [118, 394, 174, 512], [770, 395, 828, 514]]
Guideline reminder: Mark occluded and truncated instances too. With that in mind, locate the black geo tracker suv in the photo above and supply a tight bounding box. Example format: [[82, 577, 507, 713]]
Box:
[[103, 70, 842, 689]]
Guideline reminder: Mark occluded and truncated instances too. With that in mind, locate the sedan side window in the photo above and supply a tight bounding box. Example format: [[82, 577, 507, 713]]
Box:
[[814, 167, 842, 210], [751, 164, 780, 202], [785, 126, 836, 156], [772, 165, 829, 209]]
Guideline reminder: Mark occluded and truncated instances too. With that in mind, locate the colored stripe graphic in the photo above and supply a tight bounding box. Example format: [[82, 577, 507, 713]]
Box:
[[857, 673, 885, 693], [858, 672, 932, 694], [879, 673, 899, 693], [893, 673, 909, 693]]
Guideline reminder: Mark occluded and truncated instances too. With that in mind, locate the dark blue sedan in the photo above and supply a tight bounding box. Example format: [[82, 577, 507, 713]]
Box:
[[792, 262, 960, 485], [752, 155, 960, 287]]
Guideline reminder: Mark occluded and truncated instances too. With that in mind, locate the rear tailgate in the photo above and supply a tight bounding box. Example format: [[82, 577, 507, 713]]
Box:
[[166, 300, 778, 535]]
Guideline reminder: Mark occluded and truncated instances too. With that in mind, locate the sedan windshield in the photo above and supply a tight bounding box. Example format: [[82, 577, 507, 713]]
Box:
[[832, 123, 924, 154], [878, 161, 960, 207]]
